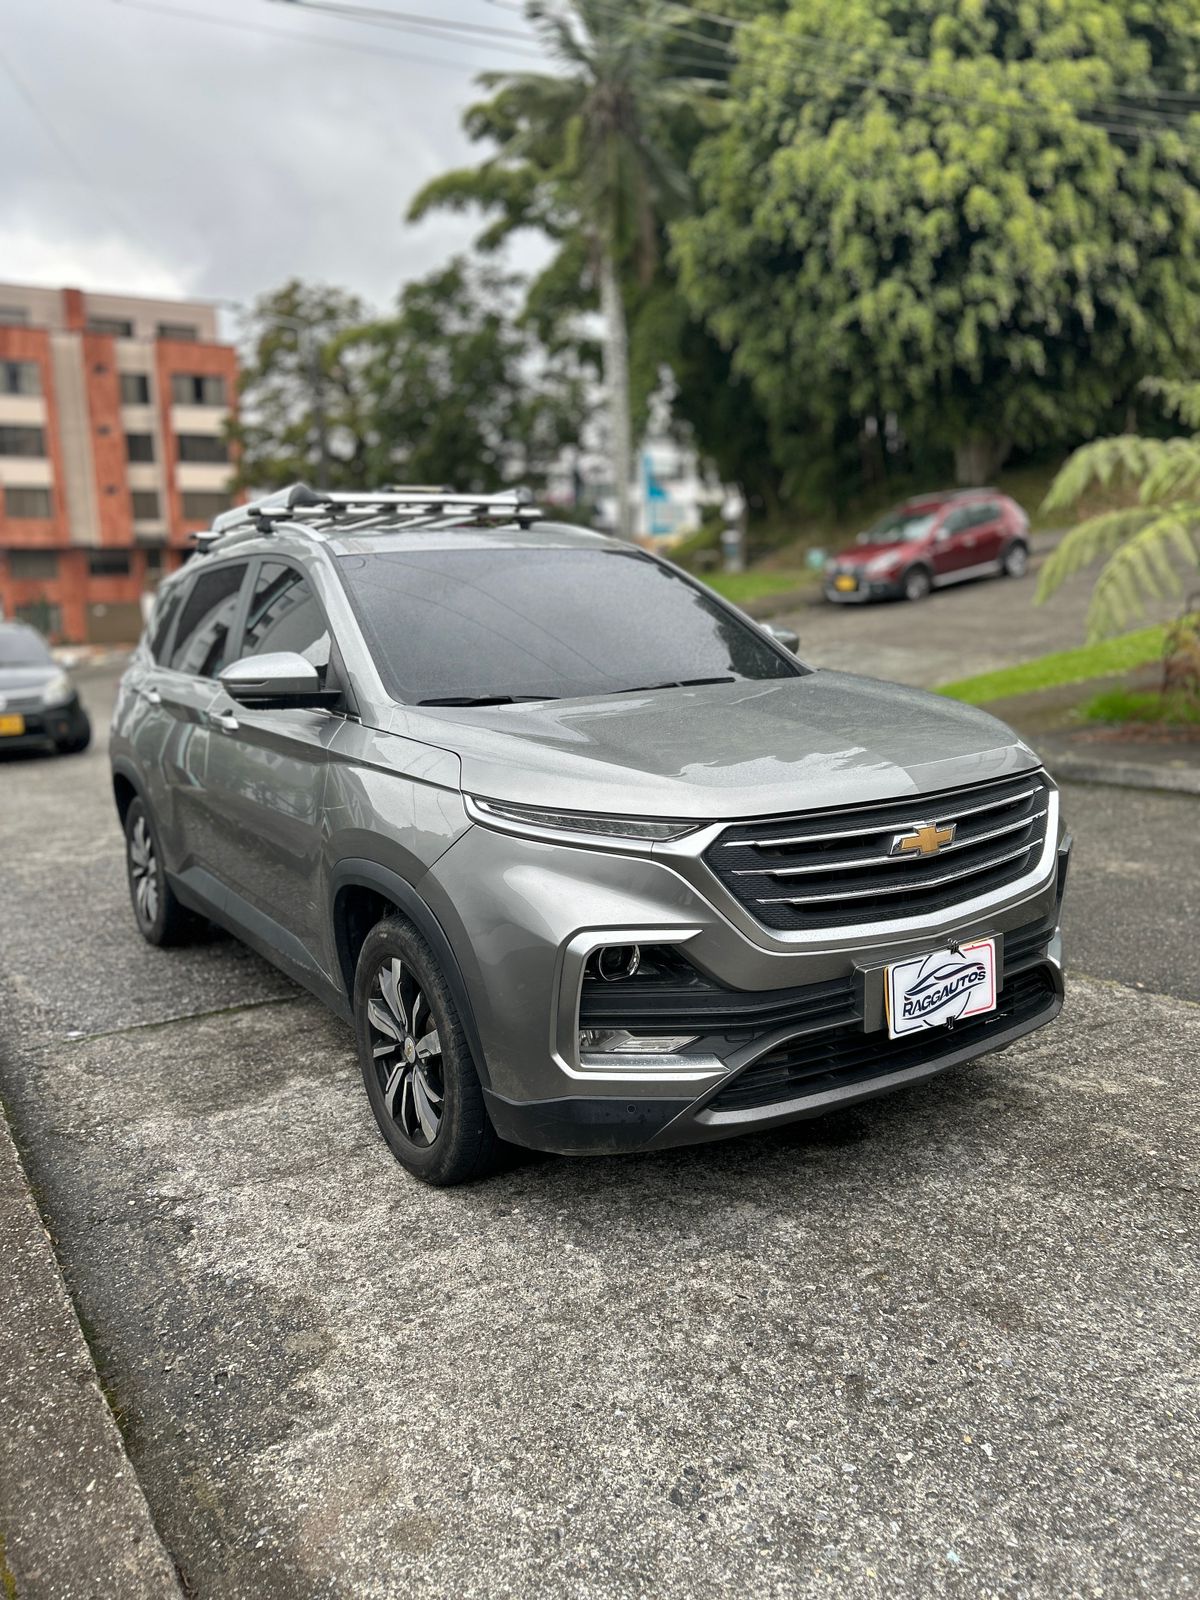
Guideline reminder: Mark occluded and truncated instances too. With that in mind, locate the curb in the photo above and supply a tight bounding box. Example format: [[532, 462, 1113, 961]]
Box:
[[1045, 751, 1200, 796], [0, 1103, 184, 1600]]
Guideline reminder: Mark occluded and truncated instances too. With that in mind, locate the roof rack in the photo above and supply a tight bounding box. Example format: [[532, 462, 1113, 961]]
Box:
[[192, 481, 542, 552]]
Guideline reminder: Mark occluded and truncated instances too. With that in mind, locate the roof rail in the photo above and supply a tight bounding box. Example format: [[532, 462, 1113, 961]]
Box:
[[192, 481, 541, 552]]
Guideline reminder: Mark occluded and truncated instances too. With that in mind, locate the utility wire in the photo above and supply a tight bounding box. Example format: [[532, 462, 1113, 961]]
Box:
[[266, 0, 546, 58], [0, 37, 164, 260], [110, 0, 511, 73]]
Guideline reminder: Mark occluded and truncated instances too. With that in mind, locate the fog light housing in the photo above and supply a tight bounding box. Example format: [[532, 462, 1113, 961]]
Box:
[[590, 944, 641, 982], [578, 1028, 699, 1056]]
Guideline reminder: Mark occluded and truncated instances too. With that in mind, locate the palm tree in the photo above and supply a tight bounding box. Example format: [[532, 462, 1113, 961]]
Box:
[[1037, 379, 1200, 639], [409, 1, 713, 539]]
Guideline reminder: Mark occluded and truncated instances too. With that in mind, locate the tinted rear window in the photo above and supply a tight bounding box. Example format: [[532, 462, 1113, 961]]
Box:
[[337, 547, 801, 704]]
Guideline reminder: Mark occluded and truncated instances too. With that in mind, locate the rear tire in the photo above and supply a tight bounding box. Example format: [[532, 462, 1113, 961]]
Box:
[[354, 916, 500, 1186], [902, 565, 932, 602], [1002, 541, 1030, 578], [124, 797, 198, 946]]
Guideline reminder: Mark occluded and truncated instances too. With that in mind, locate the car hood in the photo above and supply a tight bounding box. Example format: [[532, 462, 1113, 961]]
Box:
[[0, 664, 56, 699], [831, 539, 914, 567], [390, 673, 1039, 821]]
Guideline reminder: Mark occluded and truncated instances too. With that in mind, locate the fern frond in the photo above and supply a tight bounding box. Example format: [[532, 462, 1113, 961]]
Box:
[[1041, 436, 1171, 514], [1035, 506, 1166, 604], [1136, 437, 1200, 505], [1083, 510, 1200, 640], [1140, 377, 1200, 432]]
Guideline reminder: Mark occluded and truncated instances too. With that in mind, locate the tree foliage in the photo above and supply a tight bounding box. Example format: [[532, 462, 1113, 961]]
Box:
[[1038, 383, 1200, 638], [230, 281, 373, 491], [231, 264, 589, 496], [673, 0, 1200, 487]]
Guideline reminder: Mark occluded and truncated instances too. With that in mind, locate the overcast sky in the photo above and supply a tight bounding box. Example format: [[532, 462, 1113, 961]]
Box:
[[1, 0, 551, 321]]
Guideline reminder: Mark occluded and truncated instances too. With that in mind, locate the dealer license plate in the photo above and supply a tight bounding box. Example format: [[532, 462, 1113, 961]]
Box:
[[0, 713, 26, 737], [834, 574, 857, 592], [884, 938, 997, 1039]]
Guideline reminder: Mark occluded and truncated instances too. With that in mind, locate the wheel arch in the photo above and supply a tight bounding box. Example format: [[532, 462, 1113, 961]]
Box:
[[330, 860, 491, 1088], [111, 759, 141, 824]]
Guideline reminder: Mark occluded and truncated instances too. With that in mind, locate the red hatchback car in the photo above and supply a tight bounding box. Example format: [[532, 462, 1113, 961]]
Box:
[[824, 489, 1030, 605]]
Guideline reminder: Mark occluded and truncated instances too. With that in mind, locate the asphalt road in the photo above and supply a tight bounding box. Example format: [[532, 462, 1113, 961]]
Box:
[[0, 643, 1197, 1600]]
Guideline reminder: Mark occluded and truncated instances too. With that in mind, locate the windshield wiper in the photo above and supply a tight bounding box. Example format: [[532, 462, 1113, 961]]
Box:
[[416, 694, 560, 707], [607, 676, 736, 696]]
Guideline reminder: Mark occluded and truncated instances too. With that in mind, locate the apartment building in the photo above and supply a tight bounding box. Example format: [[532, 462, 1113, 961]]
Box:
[[0, 282, 239, 642]]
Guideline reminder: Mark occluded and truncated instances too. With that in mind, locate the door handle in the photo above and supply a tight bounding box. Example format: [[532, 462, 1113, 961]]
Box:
[[210, 709, 240, 733], [141, 687, 162, 706]]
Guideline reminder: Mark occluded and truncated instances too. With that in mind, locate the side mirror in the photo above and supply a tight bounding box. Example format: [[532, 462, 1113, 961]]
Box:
[[219, 651, 327, 707], [763, 622, 800, 653]]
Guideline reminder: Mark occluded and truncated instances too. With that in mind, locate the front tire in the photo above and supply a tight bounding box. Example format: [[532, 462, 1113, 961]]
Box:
[[902, 565, 933, 602], [1002, 541, 1030, 578], [124, 798, 197, 946], [354, 916, 500, 1186]]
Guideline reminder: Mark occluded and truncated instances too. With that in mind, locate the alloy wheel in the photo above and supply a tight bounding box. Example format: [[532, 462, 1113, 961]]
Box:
[[129, 814, 160, 929], [367, 956, 444, 1146]]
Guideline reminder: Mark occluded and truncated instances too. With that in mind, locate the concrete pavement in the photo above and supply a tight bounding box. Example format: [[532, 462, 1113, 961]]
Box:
[[1, 639, 1197, 1598]]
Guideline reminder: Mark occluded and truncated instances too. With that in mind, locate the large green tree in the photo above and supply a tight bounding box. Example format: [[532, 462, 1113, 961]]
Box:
[[232, 264, 587, 496], [674, 0, 1200, 486], [350, 257, 590, 492], [409, 0, 712, 537]]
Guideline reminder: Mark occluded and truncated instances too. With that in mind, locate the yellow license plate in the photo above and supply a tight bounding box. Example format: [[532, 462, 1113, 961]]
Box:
[[834, 574, 857, 592], [0, 713, 26, 736]]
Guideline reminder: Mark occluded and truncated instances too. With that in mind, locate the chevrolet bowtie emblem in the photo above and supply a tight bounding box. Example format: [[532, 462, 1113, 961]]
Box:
[[891, 820, 956, 858]]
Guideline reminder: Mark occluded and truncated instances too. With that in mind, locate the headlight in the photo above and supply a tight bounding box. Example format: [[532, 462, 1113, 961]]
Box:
[[466, 795, 699, 844], [864, 554, 899, 578], [40, 671, 73, 708]]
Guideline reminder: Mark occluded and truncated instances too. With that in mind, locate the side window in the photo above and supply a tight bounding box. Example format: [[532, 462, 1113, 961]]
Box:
[[942, 508, 971, 535], [240, 561, 332, 681], [973, 501, 1000, 523], [169, 562, 248, 678], [148, 585, 183, 663]]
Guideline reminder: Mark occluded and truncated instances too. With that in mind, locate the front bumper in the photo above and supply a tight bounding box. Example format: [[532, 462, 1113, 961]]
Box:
[[424, 801, 1071, 1156], [824, 574, 901, 603], [0, 695, 88, 752]]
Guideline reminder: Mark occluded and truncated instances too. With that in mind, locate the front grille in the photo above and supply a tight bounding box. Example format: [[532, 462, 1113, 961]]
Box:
[[704, 771, 1052, 932], [706, 965, 1058, 1113]]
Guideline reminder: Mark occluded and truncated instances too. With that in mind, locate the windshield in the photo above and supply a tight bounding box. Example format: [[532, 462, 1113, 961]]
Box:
[[337, 546, 803, 705], [859, 510, 938, 545], [0, 626, 52, 667]]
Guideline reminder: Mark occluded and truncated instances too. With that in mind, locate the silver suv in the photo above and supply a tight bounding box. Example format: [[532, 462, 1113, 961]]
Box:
[[110, 485, 1069, 1185]]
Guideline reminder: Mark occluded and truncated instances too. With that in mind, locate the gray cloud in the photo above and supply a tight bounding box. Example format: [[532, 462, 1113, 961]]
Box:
[[1, 0, 548, 314]]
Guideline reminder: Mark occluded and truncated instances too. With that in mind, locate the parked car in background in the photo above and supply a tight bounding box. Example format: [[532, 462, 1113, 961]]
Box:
[[110, 484, 1067, 1187], [0, 622, 91, 755], [824, 489, 1030, 604]]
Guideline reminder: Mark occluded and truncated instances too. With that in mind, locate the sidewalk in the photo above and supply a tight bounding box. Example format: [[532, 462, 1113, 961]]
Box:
[[0, 1101, 183, 1600]]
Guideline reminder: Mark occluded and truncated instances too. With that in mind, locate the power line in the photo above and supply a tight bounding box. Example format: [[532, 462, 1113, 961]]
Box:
[[109, 0, 510, 73], [0, 38, 164, 259], [266, 0, 546, 59]]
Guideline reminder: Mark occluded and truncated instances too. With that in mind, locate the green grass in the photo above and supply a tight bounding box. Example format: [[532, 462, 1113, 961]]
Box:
[[1083, 687, 1200, 726], [935, 623, 1169, 705], [703, 569, 815, 604]]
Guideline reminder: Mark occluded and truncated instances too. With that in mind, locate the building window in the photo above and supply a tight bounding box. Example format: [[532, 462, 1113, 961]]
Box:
[[176, 433, 230, 464], [119, 372, 152, 405], [87, 316, 134, 337], [181, 491, 233, 523], [4, 487, 53, 519], [0, 306, 30, 326], [8, 549, 58, 579], [1, 360, 40, 397], [158, 322, 199, 342], [171, 373, 227, 407], [125, 432, 155, 463], [131, 490, 162, 521], [144, 546, 164, 572], [88, 550, 132, 578], [0, 425, 46, 457]]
